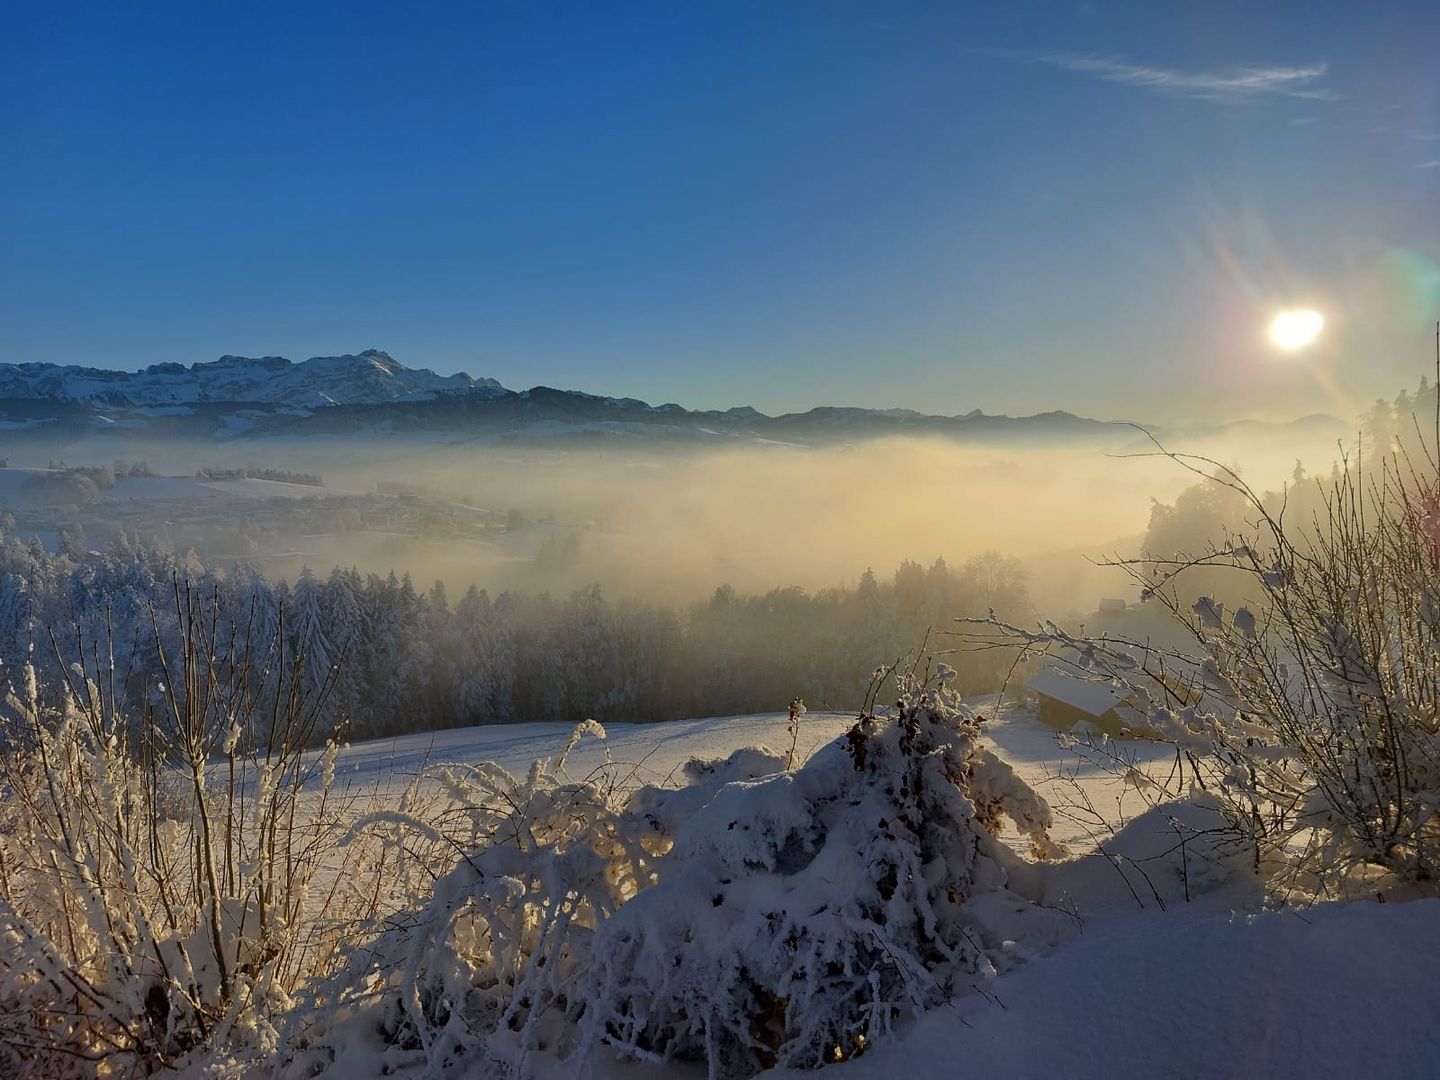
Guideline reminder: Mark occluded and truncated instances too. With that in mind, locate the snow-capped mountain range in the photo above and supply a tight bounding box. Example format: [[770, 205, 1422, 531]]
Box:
[[0, 350, 505, 409], [0, 349, 1345, 449]]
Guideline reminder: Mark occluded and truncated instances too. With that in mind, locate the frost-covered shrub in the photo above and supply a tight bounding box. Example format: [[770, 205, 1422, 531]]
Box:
[[321, 722, 659, 1077], [327, 674, 1069, 1078], [0, 592, 381, 1077], [970, 445, 1440, 897], [298, 720, 654, 1077]]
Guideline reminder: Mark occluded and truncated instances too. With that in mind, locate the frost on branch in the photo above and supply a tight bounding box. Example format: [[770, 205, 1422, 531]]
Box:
[[335, 679, 1071, 1078], [961, 439, 1440, 898]]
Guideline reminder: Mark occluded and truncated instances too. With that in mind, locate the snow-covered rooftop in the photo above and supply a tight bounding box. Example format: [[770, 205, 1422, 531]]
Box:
[[1028, 664, 1128, 717]]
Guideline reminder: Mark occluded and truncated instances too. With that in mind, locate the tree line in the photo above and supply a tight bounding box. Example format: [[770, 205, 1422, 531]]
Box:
[[0, 532, 1033, 742]]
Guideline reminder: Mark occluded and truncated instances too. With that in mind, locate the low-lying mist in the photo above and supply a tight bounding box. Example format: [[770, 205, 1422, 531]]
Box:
[[25, 422, 1344, 619], [372, 438, 1166, 608]]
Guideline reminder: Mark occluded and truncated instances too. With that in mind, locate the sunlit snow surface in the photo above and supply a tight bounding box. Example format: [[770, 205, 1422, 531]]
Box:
[[330, 711, 857, 796]]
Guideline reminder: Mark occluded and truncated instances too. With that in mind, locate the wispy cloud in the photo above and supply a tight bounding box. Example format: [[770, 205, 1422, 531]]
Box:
[[1025, 54, 1337, 103], [1419, 160, 1440, 170]]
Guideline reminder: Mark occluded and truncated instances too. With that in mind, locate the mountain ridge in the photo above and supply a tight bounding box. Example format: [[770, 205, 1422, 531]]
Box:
[[0, 350, 505, 409], [0, 350, 1345, 448]]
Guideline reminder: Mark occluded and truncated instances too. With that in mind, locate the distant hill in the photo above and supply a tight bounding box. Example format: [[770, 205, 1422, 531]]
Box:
[[245, 383, 1136, 446]]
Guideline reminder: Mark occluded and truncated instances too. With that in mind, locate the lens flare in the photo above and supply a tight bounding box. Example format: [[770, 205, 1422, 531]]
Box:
[[1268, 309, 1324, 351], [1376, 248, 1440, 328]]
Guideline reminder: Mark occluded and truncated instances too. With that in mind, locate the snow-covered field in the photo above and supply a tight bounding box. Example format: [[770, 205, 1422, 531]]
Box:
[[329, 711, 858, 798], [328, 702, 1171, 853], [308, 705, 1440, 1080]]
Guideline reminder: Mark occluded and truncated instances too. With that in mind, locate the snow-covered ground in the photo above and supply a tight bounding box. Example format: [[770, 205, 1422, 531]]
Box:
[[309, 706, 1440, 1080], [328, 701, 1171, 853], [764, 897, 1440, 1080], [330, 711, 857, 797]]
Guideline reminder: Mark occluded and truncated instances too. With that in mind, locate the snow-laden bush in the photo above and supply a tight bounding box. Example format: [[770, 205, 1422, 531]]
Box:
[[966, 443, 1440, 898], [296, 720, 664, 1078], [578, 674, 1068, 1076], [323, 673, 1070, 1078], [0, 590, 387, 1077]]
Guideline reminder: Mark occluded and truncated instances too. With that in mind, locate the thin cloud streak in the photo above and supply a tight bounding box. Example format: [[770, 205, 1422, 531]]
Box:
[[1028, 53, 1337, 102]]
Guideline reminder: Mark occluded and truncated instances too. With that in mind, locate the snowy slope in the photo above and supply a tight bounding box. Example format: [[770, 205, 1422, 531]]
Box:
[[763, 898, 1440, 1080]]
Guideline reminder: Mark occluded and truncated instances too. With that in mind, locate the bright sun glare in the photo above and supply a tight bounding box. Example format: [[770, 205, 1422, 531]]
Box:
[[1268, 309, 1325, 352]]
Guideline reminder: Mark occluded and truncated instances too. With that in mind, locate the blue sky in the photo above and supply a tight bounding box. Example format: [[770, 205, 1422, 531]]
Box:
[[3, 1, 1438, 421]]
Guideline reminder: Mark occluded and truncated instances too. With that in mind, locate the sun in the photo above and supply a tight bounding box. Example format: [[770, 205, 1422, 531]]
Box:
[[1268, 309, 1325, 351]]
